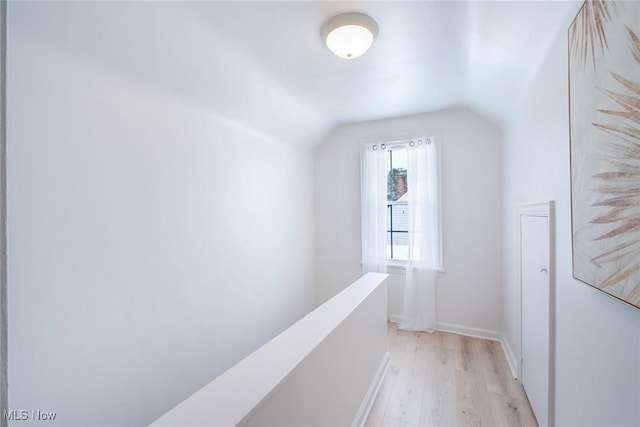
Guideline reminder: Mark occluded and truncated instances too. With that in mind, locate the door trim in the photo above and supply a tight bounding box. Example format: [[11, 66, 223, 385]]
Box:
[[517, 201, 555, 427]]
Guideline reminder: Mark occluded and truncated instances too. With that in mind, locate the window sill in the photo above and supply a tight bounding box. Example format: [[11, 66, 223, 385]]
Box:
[[359, 261, 445, 275]]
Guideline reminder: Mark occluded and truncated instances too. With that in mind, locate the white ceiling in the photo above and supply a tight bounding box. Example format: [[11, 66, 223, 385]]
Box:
[[11, 0, 581, 146]]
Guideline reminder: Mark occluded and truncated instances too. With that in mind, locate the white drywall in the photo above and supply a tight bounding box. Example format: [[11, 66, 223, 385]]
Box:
[[151, 272, 388, 427], [0, 2, 7, 424], [502, 4, 640, 425], [314, 109, 504, 333], [7, 5, 315, 426]]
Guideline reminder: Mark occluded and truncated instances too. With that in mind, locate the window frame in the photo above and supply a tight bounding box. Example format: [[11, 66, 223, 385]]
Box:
[[361, 134, 445, 273]]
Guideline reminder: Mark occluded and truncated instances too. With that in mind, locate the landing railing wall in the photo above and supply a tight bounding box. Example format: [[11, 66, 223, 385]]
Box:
[[150, 272, 389, 427]]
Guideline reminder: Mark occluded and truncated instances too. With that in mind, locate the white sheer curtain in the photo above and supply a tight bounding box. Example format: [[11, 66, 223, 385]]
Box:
[[399, 140, 441, 333], [361, 144, 388, 274]]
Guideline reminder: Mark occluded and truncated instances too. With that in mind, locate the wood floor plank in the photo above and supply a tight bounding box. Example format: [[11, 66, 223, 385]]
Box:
[[456, 369, 497, 427], [385, 332, 429, 425], [419, 346, 457, 427], [456, 335, 484, 374], [489, 392, 539, 427], [422, 330, 445, 349], [381, 416, 416, 427], [387, 323, 403, 350], [441, 330, 464, 351], [479, 340, 525, 400]]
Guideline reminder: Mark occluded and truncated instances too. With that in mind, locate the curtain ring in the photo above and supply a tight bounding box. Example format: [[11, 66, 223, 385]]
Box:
[[372, 145, 377, 150], [426, 138, 432, 145], [380, 143, 386, 150], [409, 141, 415, 147]]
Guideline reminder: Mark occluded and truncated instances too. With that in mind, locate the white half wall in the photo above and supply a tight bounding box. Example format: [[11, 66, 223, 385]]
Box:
[[314, 109, 503, 333], [151, 273, 388, 427], [243, 275, 387, 427], [7, 4, 315, 426], [502, 3, 640, 426]]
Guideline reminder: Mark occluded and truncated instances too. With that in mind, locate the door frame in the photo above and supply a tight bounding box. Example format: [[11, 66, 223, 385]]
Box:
[[517, 201, 555, 426]]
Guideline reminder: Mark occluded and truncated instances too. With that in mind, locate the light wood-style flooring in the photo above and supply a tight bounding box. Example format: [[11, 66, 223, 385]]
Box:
[[365, 323, 538, 427]]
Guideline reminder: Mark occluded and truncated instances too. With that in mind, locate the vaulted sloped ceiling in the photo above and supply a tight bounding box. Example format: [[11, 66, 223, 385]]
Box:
[[11, 0, 580, 146]]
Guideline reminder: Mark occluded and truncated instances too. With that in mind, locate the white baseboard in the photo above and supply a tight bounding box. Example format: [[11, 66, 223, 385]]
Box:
[[499, 334, 518, 379], [436, 321, 503, 341], [388, 317, 519, 379], [389, 317, 502, 341], [388, 313, 402, 324], [352, 351, 390, 427]]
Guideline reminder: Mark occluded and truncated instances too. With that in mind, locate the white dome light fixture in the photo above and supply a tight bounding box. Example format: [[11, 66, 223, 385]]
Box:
[[321, 12, 378, 59]]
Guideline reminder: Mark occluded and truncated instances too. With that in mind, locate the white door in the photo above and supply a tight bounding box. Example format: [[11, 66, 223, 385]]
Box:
[[521, 215, 550, 426]]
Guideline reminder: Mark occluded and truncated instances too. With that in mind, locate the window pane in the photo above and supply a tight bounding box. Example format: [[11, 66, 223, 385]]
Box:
[[387, 203, 409, 261], [387, 231, 408, 261], [387, 148, 408, 201], [389, 204, 408, 232]]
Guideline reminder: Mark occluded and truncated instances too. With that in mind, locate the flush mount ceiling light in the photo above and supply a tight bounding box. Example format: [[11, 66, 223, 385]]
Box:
[[321, 12, 378, 59]]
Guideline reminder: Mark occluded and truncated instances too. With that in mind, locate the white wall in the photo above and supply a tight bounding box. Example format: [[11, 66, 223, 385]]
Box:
[[314, 109, 503, 333], [7, 4, 315, 426], [502, 4, 640, 426], [0, 2, 7, 424]]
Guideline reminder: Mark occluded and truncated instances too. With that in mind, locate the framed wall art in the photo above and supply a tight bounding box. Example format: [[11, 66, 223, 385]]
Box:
[[569, 0, 640, 309]]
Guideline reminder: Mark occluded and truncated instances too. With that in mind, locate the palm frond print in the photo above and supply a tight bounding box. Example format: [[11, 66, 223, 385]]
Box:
[[569, 0, 617, 70], [590, 26, 640, 304]]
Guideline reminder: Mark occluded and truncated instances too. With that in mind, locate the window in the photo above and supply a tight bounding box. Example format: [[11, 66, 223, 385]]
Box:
[[361, 136, 442, 272], [387, 147, 409, 261]]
